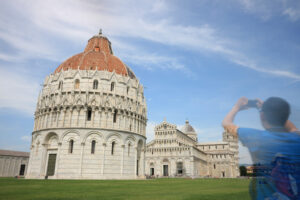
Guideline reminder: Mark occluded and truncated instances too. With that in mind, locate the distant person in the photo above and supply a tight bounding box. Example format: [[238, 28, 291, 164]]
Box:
[[222, 97, 300, 200]]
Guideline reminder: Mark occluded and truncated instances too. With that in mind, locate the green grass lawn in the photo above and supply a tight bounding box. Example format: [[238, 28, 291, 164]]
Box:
[[0, 178, 251, 200]]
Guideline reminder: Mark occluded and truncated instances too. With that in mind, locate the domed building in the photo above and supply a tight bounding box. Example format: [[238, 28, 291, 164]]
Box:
[[145, 120, 239, 178], [181, 120, 198, 142], [26, 31, 147, 179]]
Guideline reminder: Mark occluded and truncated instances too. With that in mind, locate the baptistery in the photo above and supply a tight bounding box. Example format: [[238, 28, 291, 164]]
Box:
[[26, 31, 147, 179]]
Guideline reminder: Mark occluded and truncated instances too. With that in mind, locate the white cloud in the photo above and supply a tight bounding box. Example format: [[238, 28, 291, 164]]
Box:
[[283, 7, 300, 21], [236, 0, 300, 22], [0, 67, 40, 115], [0, 0, 298, 81], [232, 57, 300, 80]]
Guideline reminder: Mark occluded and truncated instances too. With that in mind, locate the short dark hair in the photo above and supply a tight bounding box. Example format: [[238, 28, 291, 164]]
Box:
[[261, 97, 290, 126]]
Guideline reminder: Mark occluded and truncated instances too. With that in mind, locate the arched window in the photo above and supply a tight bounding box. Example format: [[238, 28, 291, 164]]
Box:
[[111, 141, 115, 155], [214, 164, 216, 169], [93, 80, 98, 89], [91, 140, 96, 154], [111, 82, 115, 91], [69, 140, 74, 154], [75, 79, 80, 89], [113, 110, 117, 123], [58, 81, 63, 90], [87, 107, 92, 121], [128, 143, 131, 156]]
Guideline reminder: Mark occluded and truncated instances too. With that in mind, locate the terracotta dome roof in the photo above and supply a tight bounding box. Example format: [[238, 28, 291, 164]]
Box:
[[181, 120, 196, 133], [54, 32, 136, 79]]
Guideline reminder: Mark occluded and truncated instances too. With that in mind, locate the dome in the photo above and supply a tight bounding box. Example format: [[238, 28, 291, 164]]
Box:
[[54, 31, 136, 79], [181, 120, 196, 133]]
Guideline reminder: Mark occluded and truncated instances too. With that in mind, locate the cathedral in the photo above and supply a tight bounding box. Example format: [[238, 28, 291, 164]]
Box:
[[26, 31, 147, 179], [26, 32, 238, 179], [145, 120, 239, 178]]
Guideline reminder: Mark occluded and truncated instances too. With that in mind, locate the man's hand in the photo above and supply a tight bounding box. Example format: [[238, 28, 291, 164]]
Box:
[[233, 97, 249, 111], [256, 98, 263, 110]]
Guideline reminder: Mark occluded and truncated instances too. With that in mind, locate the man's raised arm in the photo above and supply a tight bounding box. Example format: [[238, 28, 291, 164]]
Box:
[[222, 97, 249, 137]]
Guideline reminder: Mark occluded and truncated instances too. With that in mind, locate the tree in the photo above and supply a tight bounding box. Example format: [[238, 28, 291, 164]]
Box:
[[239, 166, 247, 176]]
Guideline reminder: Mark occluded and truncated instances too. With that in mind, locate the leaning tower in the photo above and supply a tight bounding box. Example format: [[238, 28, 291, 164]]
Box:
[[26, 31, 147, 179], [223, 131, 240, 177]]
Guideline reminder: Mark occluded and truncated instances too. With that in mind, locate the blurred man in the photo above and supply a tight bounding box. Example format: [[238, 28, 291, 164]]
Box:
[[222, 97, 300, 200]]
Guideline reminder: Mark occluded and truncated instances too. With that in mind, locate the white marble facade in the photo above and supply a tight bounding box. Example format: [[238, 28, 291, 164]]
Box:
[[26, 33, 147, 179], [145, 120, 239, 178]]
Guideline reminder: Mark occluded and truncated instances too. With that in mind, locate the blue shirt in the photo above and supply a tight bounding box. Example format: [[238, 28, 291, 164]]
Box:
[[238, 128, 300, 200]]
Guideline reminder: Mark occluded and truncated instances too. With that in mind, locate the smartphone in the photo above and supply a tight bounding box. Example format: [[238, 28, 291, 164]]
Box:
[[247, 100, 258, 108]]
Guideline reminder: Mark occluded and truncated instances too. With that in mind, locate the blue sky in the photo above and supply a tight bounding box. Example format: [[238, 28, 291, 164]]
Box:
[[0, 0, 300, 164]]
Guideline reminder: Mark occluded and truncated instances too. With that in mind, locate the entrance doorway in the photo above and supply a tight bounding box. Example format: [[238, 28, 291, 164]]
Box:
[[19, 164, 26, 176], [163, 165, 168, 176], [150, 168, 154, 176], [46, 154, 57, 176]]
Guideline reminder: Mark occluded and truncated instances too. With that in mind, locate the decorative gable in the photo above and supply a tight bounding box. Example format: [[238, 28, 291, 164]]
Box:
[[155, 121, 177, 131]]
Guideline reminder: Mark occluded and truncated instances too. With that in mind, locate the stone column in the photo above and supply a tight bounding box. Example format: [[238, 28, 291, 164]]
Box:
[[56, 110, 60, 128], [141, 148, 145, 178], [43, 113, 47, 129], [121, 144, 125, 176], [134, 147, 138, 177], [55, 142, 62, 178], [98, 109, 102, 128], [52, 111, 57, 128], [129, 115, 132, 131], [49, 111, 53, 128], [124, 114, 127, 131], [62, 108, 66, 128], [105, 111, 108, 128], [134, 117, 137, 133], [137, 118, 140, 134], [44, 111, 49, 129], [109, 111, 113, 129], [101, 143, 106, 175], [48, 111, 52, 128], [91, 109, 95, 128], [84, 107, 88, 128], [76, 107, 80, 127], [118, 113, 122, 130], [46, 111, 51, 128], [79, 142, 85, 178], [69, 108, 73, 127], [40, 113, 44, 129], [40, 144, 48, 177]]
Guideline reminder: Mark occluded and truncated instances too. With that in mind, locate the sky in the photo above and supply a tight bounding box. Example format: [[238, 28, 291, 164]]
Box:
[[0, 0, 300, 164]]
